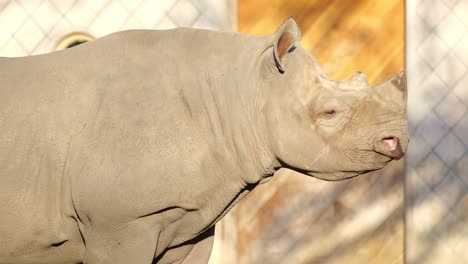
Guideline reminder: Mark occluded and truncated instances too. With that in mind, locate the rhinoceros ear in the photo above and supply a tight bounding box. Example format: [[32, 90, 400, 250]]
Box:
[[273, 17, 301, 73]]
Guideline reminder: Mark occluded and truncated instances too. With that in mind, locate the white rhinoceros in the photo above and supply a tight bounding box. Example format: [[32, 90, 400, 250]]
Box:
[[0, 17, 408, 264]]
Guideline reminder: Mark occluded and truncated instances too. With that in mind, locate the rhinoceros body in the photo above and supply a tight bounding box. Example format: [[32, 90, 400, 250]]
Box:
[[0, 18, 408, 264]]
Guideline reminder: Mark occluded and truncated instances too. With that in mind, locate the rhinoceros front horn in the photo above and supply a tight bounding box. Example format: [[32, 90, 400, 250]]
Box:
[[375, 71, 407, 108]]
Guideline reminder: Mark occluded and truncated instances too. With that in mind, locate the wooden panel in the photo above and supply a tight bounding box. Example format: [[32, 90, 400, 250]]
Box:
[[238, 0, 404, 85], [210, 1, 405, 264]]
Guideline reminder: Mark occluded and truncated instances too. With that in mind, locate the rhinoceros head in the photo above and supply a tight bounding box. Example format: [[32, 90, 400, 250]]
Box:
[[260, 18, 408, 181]]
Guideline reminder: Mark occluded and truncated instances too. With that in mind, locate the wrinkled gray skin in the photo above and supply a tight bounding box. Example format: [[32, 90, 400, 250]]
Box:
[[0, 18, 408, 264]]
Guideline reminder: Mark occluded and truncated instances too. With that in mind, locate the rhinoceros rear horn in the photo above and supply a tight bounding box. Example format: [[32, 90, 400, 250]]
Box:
[[376, 71, 407, 108], [273, 17, 302, 73]]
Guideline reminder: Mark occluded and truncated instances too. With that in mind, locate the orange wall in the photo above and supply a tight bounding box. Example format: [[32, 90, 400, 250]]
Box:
[[238, 0, 404, 85]]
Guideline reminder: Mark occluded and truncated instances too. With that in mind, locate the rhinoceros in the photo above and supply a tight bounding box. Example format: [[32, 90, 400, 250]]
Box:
[[0, 17, 408, 264]]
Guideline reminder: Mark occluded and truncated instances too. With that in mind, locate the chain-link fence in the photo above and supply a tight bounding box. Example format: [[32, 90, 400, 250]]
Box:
[[407, 0, 468, 262], [0, 0, 236, 57]]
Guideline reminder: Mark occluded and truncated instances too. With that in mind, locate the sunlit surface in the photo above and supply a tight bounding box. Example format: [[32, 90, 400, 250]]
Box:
[[210, 1, 405, 264]]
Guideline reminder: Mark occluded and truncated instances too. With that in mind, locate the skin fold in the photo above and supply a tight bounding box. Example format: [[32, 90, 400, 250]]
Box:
[[0, 18, 407, 264]]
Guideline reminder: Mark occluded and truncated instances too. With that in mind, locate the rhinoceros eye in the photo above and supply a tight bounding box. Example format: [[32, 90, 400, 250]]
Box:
[[323, 109, 336, 118]]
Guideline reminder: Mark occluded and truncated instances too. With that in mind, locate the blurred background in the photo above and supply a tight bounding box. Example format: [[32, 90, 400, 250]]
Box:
[[0, 0, 466, 263]]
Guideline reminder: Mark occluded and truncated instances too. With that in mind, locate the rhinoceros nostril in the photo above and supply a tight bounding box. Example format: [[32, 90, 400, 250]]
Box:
[[374, 136, 404, 160], [381, 137, 399, 151]]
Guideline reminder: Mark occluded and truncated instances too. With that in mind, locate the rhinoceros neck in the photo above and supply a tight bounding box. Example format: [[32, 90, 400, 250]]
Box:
[[163, 30, 279, 185]]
